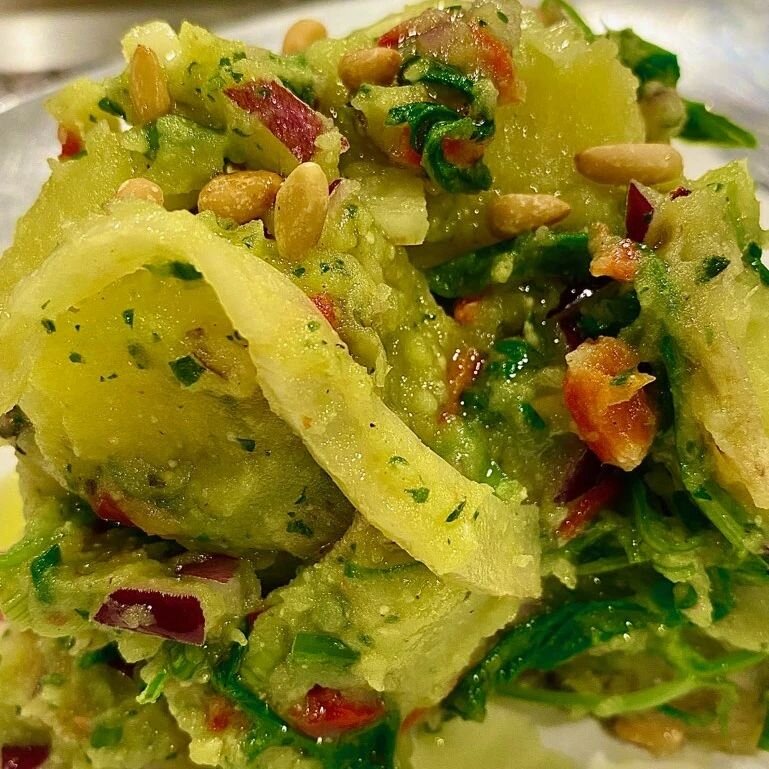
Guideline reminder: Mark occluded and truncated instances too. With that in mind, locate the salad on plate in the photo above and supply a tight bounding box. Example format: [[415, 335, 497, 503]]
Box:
[[0, 0, 766, 767]]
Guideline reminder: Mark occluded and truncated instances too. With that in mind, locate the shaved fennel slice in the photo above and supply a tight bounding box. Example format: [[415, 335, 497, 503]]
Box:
[[0, 203, 540, 597]]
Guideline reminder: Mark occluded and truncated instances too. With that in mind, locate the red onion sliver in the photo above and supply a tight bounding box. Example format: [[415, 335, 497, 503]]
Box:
[[2, 745, 50, 769], [94, 588, 205, 645], [554, 448, 603, 505], [176, 554, 238, 583], [625, 181, 655, 243], [225, 81, 328, 163], [94, 494, 134, 527]]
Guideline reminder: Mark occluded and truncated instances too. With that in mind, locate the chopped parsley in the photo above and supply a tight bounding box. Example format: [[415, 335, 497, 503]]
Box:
[[69, 352, 84, 363], [406, 487, 430, 503], [446, 500, 466, 523], [235, 437, 256, 452], [697, 255, 730, 283], [286, 519, 314, 538], [122, 308, 135, 327], [41, 318, 56, 334], [169, 355, 205, 386], [97, 97, 126, 119]]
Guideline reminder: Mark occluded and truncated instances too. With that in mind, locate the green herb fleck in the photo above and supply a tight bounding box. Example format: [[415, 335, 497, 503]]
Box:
[[97, 97, 126, 119], [236, 437, 256, 452], [519, 402, 546, 430], [122, 308, 134, 327], [292, 266, 306, 278], [697, 255, 730, 283], [291, 632, 360, 666], [497, 10, 509, 22], [307, 320, 320, 332], [90, 723, 123, 749], [78, 643, 121, 670], [69, 352, 83, 363], [137, 670, 167, 704], [406, 487, 430, 503], [30, 544, 62, 604], [128, 343, 150, 370], [144, 122, 160, 160], [286, 519, 314, 538], [743, 241, 769, 286], [446, 500, 466, 523], [41, 318, 56, 334], [389, 456, 408, 465], [169, 261, 203, 281], [169, 355, 205, 386]]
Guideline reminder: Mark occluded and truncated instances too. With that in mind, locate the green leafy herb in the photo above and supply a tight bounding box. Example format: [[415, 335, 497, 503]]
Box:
[[607, 29, 680, 88], [40, 318, 56, 334], [137, 670, 167, 704], [519, 403, 546, 430], [742, 241, 769, 286], [290, 632, 360, 667], [406, 487, 430, 503], [446, 599, 650, 721], [400, 58, 477, 101], [386, 101, 461, 154], [212, 644, 397, 769], [78, 642, 122, 670], [426, 231, 590, 298], [169, 355, 205, 386], [30, 544, 62, 604], [97, 97, 127, 119], [681, 100, 757, 148], [421, 117, 494, 194]]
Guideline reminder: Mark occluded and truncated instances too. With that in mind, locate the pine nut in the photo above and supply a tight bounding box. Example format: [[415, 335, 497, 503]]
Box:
[[574, 144, 683, 185], [116, 177, 165, 205], [488, 193, 571, 237], [274, 162, 329, 261], [198, 170, 283, 225], [129, 45, 172, 125], [338, 48, 402, 92], [282, 19, 327, 55]]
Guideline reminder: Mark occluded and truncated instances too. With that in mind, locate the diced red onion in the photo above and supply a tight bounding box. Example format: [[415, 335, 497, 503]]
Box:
[[625, 181, 655, 243], [94, 494, 135, 527], [94, 588, 205, 645], [176, 554, 238, 583], [2, 745, 50, 769]]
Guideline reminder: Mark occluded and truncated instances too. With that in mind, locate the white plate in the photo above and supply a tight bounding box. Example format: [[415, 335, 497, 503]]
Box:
[[0, 1, 767, 766]]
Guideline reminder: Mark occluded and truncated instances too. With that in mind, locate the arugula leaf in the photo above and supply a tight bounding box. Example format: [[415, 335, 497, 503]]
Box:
[[400, 58, 477, 101], [426, 231, 590, 298], [607, 29, 680, 88], [421, 117, 494, 194], [681, 100, 757, 148], [212, 644, 398, 769], [386, 102, 461, 154], [445, 599, 650, 720]]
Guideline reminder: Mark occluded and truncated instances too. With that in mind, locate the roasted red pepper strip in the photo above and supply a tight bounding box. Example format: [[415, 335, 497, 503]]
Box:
[[441, 347, 484, 421], [563, 337, 657, 471], [291, 686, 385, 738], [557, 472, 624, 539], [310, 292, 339, 329]]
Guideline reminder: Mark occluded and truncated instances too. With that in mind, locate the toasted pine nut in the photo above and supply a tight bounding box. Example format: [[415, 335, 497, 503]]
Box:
[[274, 162, 329, 261], [488, 193, 571, 237], [338, 48, 402, 92], [116, 177, 165, 205], [282, 19, 327, 55], [574, 143, 683, 185], [198, 170, 283, 225], [129, 45, 172, 125], [612, 714, 685, 756]]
